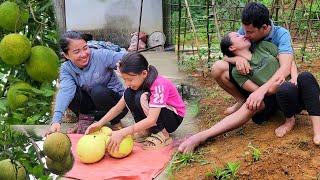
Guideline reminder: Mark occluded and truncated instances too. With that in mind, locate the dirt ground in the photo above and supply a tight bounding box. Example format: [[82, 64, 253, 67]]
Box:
[[173, 59, 320, 179]]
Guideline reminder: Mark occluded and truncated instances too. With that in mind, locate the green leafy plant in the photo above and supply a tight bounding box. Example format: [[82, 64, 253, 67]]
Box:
[[167, 151, 210, 176], [206, 161, 240, 179], [248, 144, 261, 162]]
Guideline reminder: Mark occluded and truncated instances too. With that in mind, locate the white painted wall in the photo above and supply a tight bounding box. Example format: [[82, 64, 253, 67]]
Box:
[[65, 0, 163, 34]]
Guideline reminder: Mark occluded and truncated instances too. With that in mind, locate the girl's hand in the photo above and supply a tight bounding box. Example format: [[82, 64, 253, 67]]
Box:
[[107, 129, 126, 154], [85, 122, 103, 135]]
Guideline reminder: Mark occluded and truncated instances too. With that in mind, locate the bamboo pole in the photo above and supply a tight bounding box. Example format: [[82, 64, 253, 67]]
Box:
[[275, 0, 280, 24], [302, 0, 314, 61], [182, 9, 187, 54], [136, 0, 144, 51], [211, 0, 221, 40], [184, 0, 201, 54], [288, 0, 298, 30], [206, 0, 211, 64], [177, 0, 182, 62]]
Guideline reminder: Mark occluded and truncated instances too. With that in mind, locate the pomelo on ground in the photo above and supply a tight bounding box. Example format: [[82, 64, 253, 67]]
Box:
[[89, 126, 112, 136], [108, 135, 134, 158], [43, 132, 71, 161], [89, 126, 112, 142], [76, 135, 106, 163]]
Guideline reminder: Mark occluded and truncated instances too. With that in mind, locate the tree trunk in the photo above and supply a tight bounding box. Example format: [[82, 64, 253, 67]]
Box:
[[53, 0, 66, 35]]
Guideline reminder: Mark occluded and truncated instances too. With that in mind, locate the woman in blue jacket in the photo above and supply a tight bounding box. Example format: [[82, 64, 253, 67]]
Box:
[[49, 31, 127, 134]]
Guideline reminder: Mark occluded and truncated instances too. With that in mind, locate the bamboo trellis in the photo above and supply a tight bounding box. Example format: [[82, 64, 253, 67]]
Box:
[[163, 0, 320, 67]]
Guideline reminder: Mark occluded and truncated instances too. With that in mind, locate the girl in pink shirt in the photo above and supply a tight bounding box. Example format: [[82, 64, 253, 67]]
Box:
[[86, 53, 185, 151]]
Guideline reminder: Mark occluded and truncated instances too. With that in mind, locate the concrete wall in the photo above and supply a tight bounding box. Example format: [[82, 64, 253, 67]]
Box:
[[65, 0, 163, 47]]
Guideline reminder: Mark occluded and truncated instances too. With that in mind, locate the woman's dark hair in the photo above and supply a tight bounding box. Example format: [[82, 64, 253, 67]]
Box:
[[241, 2, 271, 28], [59, 31, 87, 54], [119, 52, 158, 90], [220, 33, 235, 57]]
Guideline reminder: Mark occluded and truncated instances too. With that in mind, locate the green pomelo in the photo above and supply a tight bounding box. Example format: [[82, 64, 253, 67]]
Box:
[[108, 135, 134, 158], [7, 81, 32, 110], [76, 135, 106, 163], [0, 1, 29, 31], [0, 33, 31, 65], [26, 46, 59, 82], [46, 153, 74, 175], [43, 132, 71, 161], [0, 159, 26, 180]]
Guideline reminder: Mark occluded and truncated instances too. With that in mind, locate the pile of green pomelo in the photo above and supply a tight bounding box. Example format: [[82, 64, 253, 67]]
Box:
[[0, 1, 59, 111]]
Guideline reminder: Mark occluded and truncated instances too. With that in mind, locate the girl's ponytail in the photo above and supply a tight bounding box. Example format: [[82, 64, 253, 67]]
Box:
[[143, 65, 158, 90]]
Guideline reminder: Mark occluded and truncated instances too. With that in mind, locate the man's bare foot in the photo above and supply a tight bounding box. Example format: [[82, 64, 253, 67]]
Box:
[[178, 133, 205, 153], [275, 117, 295, 137], [224, 101, 244, 115], [313, 135, 320, 145]]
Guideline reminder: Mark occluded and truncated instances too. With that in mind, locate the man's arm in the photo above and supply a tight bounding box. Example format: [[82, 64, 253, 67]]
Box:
[[260, 54, 292, 90], [242, 77, 285, 95], [289, 61, 298, 85]]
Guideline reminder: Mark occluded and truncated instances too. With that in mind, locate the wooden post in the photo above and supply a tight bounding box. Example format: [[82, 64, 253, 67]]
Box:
[[53, 0, 66, 35]]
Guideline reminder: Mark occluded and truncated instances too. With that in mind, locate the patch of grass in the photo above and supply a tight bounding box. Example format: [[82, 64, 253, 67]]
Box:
[[248, 144, 261, 162], [206, 161, 240, 179], [187, 100, 200, 117], [167, 151, 210, 176], [178, 54, 200, 72], [223, 95, 232, 102]]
